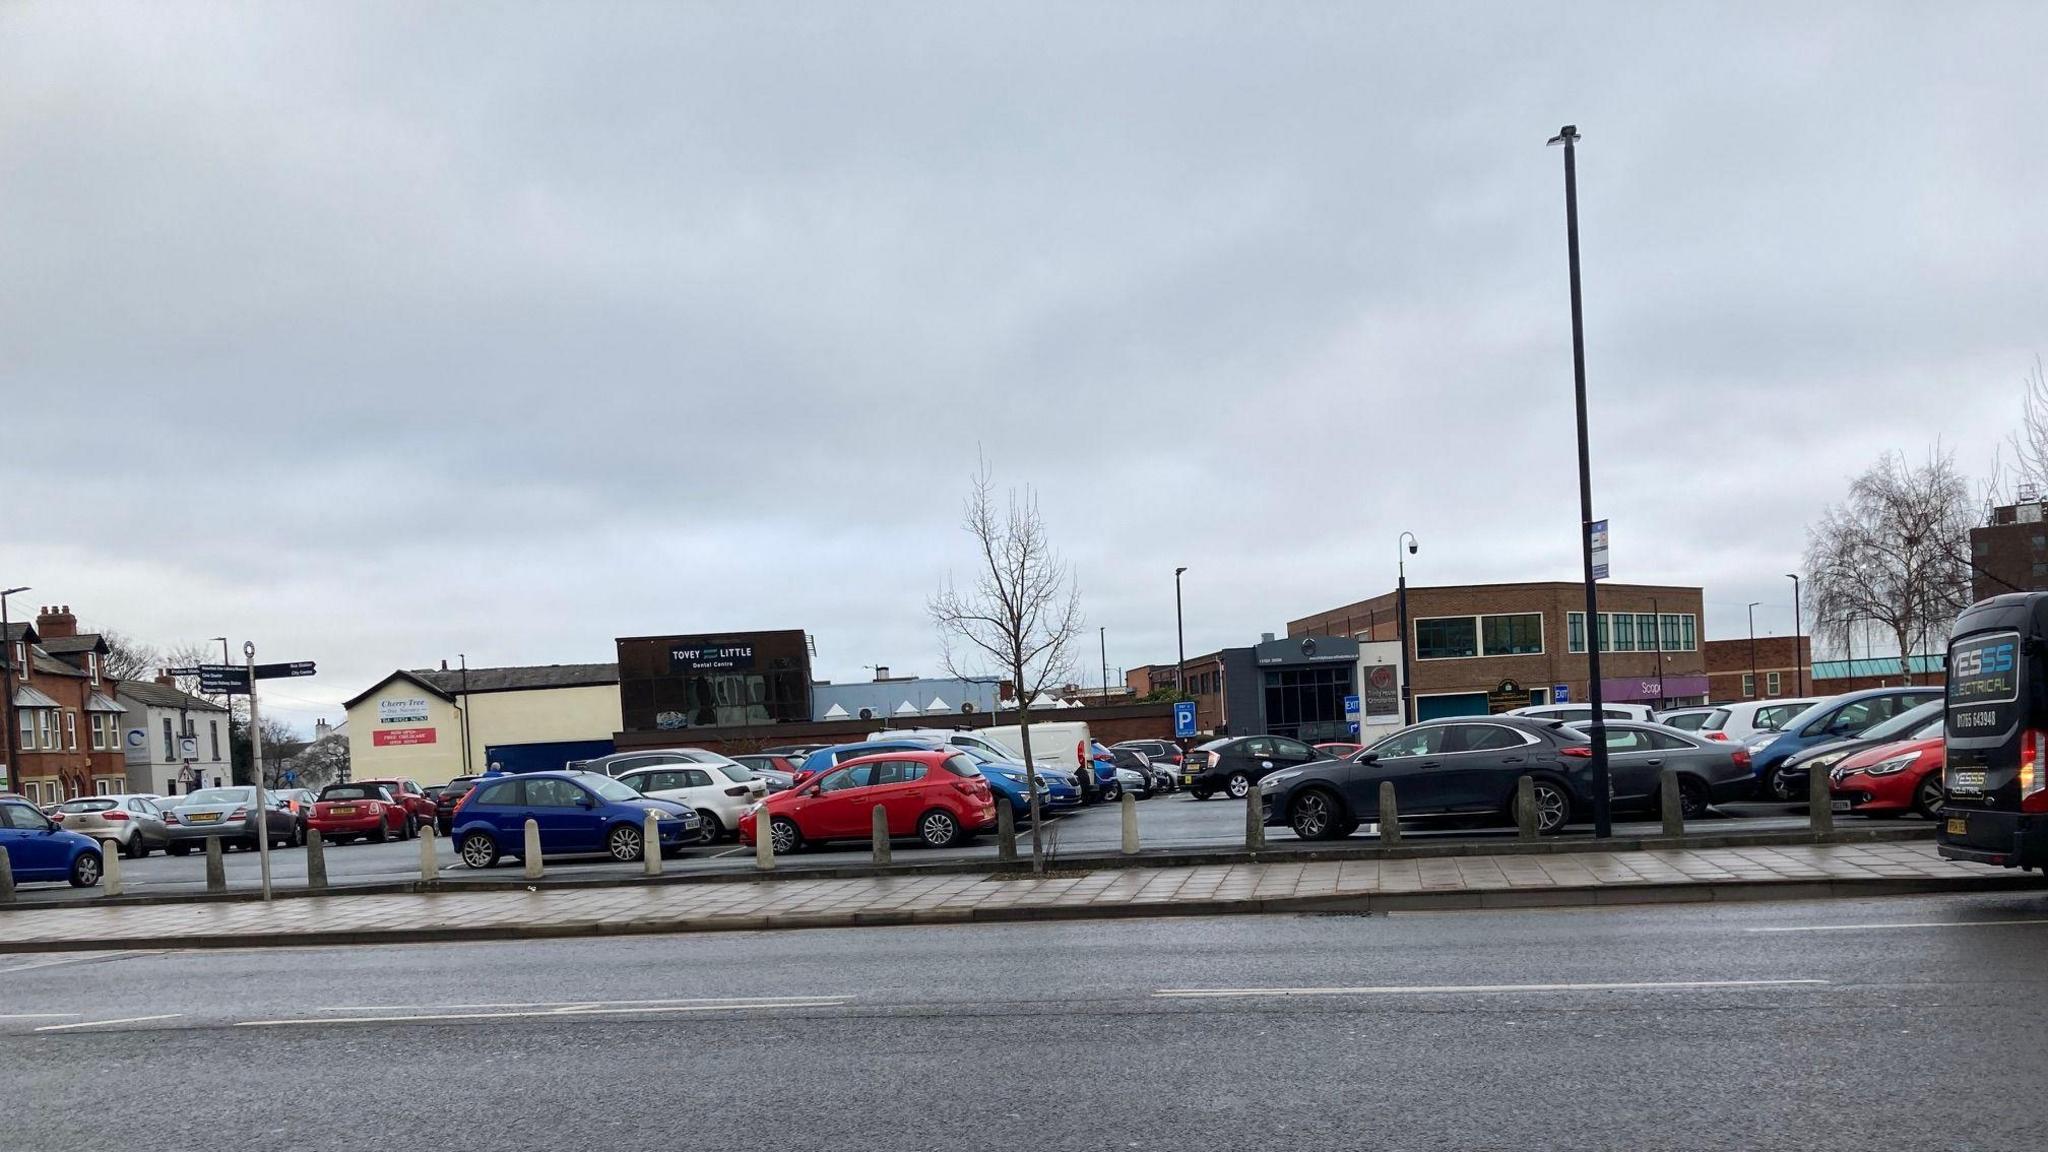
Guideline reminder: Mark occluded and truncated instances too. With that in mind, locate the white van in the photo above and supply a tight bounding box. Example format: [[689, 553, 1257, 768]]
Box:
[[979, 721, 1092, 770]]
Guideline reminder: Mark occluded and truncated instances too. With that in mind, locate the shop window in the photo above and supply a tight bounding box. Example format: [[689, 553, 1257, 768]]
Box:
[[1414, 617, 1478, 660], [1480, 614, 1543, 656]]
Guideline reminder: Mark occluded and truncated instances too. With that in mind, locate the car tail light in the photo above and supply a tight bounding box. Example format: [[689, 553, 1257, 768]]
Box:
[[103, 810, 129, 821], [1703, 731, 1729, 741], [724, 786, 750, 797], [1560, 746, 1593, 759], [162, 810, 180, 825], [2021, 730, 2048, 814], [1730, 748, 1752, 769], [229, 807, 247, 819]]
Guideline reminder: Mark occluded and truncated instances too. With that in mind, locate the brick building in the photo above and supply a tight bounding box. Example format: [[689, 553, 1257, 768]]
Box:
[[1128, 654, 1227, 732], [2, 605, 130, 804], [1703, 635, 1814, 702], [1970, 500, 2048, 602], [1289, 581, 1708, 718]]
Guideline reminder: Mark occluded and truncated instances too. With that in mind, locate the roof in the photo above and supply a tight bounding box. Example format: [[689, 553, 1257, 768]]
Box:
[[12, 684, 60, 708], [39, 634, 107, 657], [30, 651, 85, 678], [115, 680, 229, 712], [85, 693, 125, 713], [342, 663, 619, 710], [1, 622, 36, 644], [1811, 655, 1947, 680]]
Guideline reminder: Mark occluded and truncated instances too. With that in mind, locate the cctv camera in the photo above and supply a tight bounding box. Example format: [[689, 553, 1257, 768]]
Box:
[[1407, 542, 1418, 554]]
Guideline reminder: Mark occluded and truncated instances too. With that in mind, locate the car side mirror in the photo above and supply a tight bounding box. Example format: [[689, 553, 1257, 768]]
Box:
[[1355, 751, 1380, 765], [576, 797, 595, 809]]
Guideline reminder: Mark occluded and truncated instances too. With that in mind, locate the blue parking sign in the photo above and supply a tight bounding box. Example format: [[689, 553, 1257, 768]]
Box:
[[1174, 700, 1197, 738]]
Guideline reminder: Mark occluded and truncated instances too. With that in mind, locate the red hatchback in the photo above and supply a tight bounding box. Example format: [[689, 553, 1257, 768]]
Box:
[[354, 777, 435, 830], [1830, 735, 1946, 820], [738, 749, 996, 853], [308, 782, 412, 843]]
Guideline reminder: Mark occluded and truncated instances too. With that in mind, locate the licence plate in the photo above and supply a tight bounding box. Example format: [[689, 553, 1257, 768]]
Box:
[[333, 806, 356, 816], [1180, 775, 1195, 785], [1946, 816, 1969, 836], [1829, 799, 1851, 813], [189, 813, 220, 823]]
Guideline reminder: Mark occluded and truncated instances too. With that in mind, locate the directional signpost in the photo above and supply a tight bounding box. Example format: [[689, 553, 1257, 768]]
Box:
[[254, 662, 316, 680]]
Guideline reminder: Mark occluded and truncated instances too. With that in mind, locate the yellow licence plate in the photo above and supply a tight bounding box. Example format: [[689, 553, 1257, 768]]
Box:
[[190, 813, 220, 823], [333, 806, 356, 815], [1946, 816, 1968, 836]]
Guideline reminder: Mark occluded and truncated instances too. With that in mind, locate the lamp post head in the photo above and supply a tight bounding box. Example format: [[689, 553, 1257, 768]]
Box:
[[1, 586, 28, 597], [1547, 125, 1580, 147], [1175, 566, 1187, 577]]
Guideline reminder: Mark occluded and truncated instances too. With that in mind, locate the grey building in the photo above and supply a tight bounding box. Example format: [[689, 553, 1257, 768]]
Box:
[[1217, 634, 1362, 743], [117, 677, 231, 795]]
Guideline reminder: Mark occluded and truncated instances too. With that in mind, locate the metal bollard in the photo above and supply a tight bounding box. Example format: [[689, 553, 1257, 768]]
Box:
[[102, 840, 123, 897], [1660, 768, 1685, 837], [1121, 791, 1139, 855], [755, 812, 776, 871], [643, 811, 663, 876], [205, 836, 226, 893], [306, 828, 327, 890], [1379, 782, 1401, 844], [522, 818, 543, 880], [1244, 785, 1265, 851], [0, 846, 12, 903], [1516, 776, 1538, 840], [418, 823, 439, 881], [997, 799, 1017, 861], [1808, 763, 1834, 835], [871, 805, 892, 867]]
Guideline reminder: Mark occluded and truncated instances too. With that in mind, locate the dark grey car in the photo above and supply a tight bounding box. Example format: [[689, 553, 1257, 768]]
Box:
[[1564, 721, 1755, 819]]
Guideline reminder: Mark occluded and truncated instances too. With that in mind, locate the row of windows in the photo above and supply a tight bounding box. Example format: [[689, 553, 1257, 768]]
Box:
[[17, 708, 73, 751], [1566, 612, 1697, 654], [1413, 614, 1545, 660], [1188, 670, 1219, 696], [1742, 672, 1784, 698]]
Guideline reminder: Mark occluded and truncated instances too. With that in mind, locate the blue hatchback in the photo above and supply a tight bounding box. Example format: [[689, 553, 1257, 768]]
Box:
[[451, 771, 700, 868], [1747, 687, 1944, 799], [0, 799, 104, 887]]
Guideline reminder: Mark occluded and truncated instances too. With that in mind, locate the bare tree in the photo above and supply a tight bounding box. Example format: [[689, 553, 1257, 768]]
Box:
[[929, 461, 1083, 871], [96, 630, 160, 682], [1804, 448, 1974, 676], [2003, 356, 2048, 500]]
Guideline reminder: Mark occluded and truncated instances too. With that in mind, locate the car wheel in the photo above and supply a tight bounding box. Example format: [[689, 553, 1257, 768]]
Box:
[[1519, 779, 1572, 834], [69, 850, 102, 889], [918, 808, 962, 849], [1765, 767, 1797, 802], [607, 823, 644, 862], [124, 834, 144, 860], [403, 816, 418, 840], [1289, 788, 1344, 841], [1190, 789, 1211, 801], [1225, 773, 1251, 800], [459, 832, 499, 870], [1913, 773, 1945, 819], [168, 843, 191, 857], [1677, 779, 1709, 821], [373, 821, 388, 844], [769, 816, 802, 855]]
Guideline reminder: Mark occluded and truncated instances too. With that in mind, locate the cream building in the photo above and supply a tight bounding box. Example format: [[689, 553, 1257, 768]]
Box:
[[342, 663, 621, 786]]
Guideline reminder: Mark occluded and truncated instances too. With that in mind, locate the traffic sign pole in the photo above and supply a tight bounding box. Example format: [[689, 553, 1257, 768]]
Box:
[[246, 643, 273, 902]]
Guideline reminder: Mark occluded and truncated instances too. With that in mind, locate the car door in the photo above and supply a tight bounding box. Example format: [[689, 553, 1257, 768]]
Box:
[[0, 801, 65, 876], [808, 763, 881, 839], [1351, 726, 1446, 815], [870, 759, 934, 834], [1593, 725, 1663, 806], [1430, 723, 1537, 810], [1230, 736, 1277, 780], [525, 777, 603, 854]]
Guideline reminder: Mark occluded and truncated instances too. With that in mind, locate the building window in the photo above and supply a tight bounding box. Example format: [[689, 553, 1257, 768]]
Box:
[[18, 709, 32, 749], [162, 716, 175, 761], [1611, 613, 1635, 652], [1767, 671, 1782, 695], [1636, 614, 1658, 651], [1414, 617, 1479, 660], [1742, 673, 1756, 698], [36, 709, 54, 749], [1568, 612, 1586, 654], [1479, 614, 1543, 656], [13, 641, 24, 677], [1657, 614, 1696, 652], [210, 720, 221, 761], [1595, 613, 1610, 652], [64, 710, 76, 750]]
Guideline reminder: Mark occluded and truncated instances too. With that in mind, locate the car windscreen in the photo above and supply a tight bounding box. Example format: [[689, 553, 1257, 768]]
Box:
[[443, 778, 477, 796], [711, 762, 752, 783], [1700, 708, 1733, 731], [57, 799, 118, 813], [582, 775, 641, 802], [320, 786, 383, 801], [184, 788, 253, 805], [1860, 699, 1946, 741]]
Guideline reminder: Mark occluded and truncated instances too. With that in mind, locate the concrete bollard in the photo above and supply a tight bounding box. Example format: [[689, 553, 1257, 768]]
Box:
[[1516, 776, 1538, 840], [1378, 782, 1401, 845], [871, 805, 892, 867], [1121, 791, 1140, 855], [997, 799, 1017, 861], [102, 840, 123, 897], [522, 818, 543, 880], [418, 823, 439, 881], [755, 812, 776, 871], [1244, 785, 1264, 852], [205, 836, 226, 893], [1660, 768, 1685, 837], [0, 846, 12, 903], [1809, 762, 1834, 835], [305, 828, 327, 890], [643, 811, 663, 876]]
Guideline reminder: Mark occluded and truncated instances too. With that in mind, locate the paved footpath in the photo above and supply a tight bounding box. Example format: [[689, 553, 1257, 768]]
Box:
[[1, 841, 2038, 952]]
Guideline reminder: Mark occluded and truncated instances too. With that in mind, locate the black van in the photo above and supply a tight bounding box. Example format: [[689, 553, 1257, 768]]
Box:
[[1936, 592, 2048, 871]]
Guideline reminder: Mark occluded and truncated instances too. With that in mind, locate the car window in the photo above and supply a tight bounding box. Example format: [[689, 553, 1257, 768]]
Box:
[[819, 765, 876, 792], [1702, 708, 1732, 731], [473, 780, 520, 806], [1825, 700, 1880, 734], [1595, 727, 1649, 751], [1645, 730, 1697, 750], [874, 759, 929, 785], [321, 785, 384, 801], [1239, 737, 1276, 758], [1452, 724, 1528, 753], [403, 782, 422, 795], [673, 769, 707, 788], [1371, 727, 1443, 759], [525, 778, 587, 808], [1, 802, 50, 831], [57, 799, 117, 813], [1271, 737, 1313, 760]]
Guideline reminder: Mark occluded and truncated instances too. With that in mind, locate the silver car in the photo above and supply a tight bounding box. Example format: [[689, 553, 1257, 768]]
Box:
[[162, 787, 298, 854], [51, 795, 172, 858]]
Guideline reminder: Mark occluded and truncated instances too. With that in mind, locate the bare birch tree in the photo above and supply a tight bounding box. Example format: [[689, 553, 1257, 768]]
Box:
[[1804, 448, 1974, 675], [929, 461, 1083, 872], [2003, 356, 2048, 499]]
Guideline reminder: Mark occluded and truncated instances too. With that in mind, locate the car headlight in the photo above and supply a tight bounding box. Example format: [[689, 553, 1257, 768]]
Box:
[[1864, 754, 1917, 777], [1802, 752, 1848, 773], [1000, 771, 1027, 783], [1260, 770, 1303, 791]]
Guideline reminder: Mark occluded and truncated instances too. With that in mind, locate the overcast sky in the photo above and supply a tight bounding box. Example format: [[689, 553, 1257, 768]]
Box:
[[3, 2, 2042, 728]]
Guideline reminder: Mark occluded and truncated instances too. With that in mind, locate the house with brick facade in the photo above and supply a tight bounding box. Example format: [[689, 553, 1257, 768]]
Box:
[[3, 606, 130, 805], [1704, 635, 1814, 703]]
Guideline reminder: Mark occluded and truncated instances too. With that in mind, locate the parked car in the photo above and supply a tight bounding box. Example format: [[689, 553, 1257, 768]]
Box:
[[617, 760, 769, 843], [1181, 735, 1327, 800], [1749, 688, 1944, 799], [1112, 739, 1187, 771], [571, 748, 753, 780], [50, 795, 172, 858], [731, 753, 806, 789], [434, 775, 481, 835], [739, 749, 996, 853], [351, 778, 434, 833], [1700, 698, 1825, 743], [268, 788, 317, 841], [759, 743, 831, 761], [160, 786, 300, 853], [452, 771, 700, 868], [1566, 720, 1755, 819], [1773, 700, 1946, 802], [1108, 746, 1166, 796], [309, 782, 412, 844], [1652, 707, 1717, 733], [1830, 732, 1946, 820], [1508, 703, 1657, 724], [0, 799, 104, 887], [1314, 742, 1365, 759], [1260, 717, 1594, 839]]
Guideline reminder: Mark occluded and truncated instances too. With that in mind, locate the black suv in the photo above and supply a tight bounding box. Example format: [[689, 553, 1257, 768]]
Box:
[[1181, 735, 1326, 800], [1113, 739, 1185, 770], [433, 775, 480, 835]]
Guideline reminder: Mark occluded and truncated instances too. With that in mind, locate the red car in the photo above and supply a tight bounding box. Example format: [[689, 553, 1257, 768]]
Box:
[[1829, 735, 1946, 819], [308, 782, 413, 843], [354, 777, 435, 829], [1314, 742, 1364, 759], [738, 749, 995, 853]]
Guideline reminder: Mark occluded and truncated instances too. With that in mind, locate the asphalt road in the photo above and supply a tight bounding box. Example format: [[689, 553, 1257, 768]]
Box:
[[12, 794, 1849, 903], [3, 892, 2044, 1150]]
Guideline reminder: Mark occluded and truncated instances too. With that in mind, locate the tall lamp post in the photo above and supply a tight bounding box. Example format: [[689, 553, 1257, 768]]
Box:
[[1785, 574, 1804, 695], [1, 586, 30, 795], [1549, 123, 1612, 838], [1397, 533, 1417, 724], [1747, 602, 1761, 697], [1174, 567, 1188, 699], [1099, 627, 1108, 706]]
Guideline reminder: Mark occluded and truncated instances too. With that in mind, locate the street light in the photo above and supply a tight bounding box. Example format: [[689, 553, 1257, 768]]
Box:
[[1174, 567, 1188, 699], [1785, 574, 1804, 695], [1397, 533, 1417, 724], [1, 586, 29, 795], [1747, 602, 1761, 698], [1549, 122, 1612, 838]]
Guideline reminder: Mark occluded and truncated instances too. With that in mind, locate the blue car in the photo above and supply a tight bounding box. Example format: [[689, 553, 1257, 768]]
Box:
[[0, 799, 104, 887], [451, 771, 700, 868], [1747, 687, 1944, 800], [806, 738, 1057, 821], [1088, 741, 1123, 800]]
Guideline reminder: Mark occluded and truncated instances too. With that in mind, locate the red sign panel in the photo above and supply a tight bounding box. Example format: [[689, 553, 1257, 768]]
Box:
[[372, 727, 437, 747]]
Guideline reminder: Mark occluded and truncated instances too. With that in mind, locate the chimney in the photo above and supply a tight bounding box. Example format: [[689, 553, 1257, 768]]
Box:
[[36, 604, 77, 640], [1261, 632, 1276, 643], [315, 718, 331, 739], [156, 670, 176, 687], [440, 659, 449, 671], [872, 666, 889, 681]]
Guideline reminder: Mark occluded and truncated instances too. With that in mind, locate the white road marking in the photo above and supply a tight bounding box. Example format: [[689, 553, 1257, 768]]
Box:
[[239, 998, 851, 1028], [1746, 918, 2048, 934], [1154, 979, 1827, 999], [313, 995, 844, 1012], [35, 1013, 183, 1032], [0, 1013, 79, 1021], [0, 951, 150, 975]]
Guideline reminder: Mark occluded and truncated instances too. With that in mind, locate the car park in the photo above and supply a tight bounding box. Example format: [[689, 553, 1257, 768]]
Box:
[[1699, 698, 1824, 742], [1260, 717, 1594, 839], [161, 787, 299, 853], [1749, 688, 1944, 800], [1567, 720, 1754, 819], [738, 749, 996, 853], [434, 775, 481, 834], [1770, 700, 1946, 803], [51, 795, 172, 858], [453, 771, 699, 868], [0, 799, 104, 887], [617, 760, 768, 843], [1830, 733, 1946, 820], [309, 782, 412, 844], [1182, 734, 1326, 800]]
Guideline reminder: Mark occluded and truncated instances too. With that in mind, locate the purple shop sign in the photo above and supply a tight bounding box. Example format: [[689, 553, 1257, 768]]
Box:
[[1600, 674, 1708, 702]]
